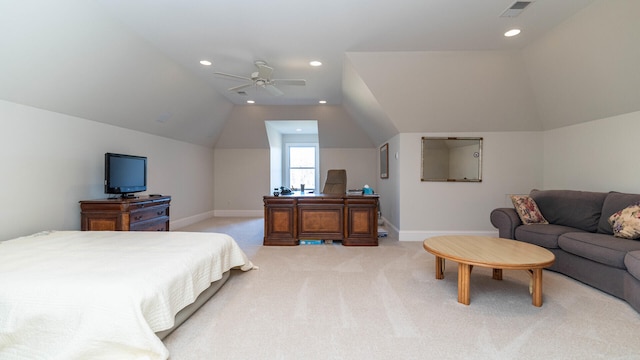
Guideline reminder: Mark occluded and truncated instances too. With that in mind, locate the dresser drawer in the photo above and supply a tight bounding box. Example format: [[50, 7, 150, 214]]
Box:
[[130, 217, 169, 231], [130, 205, 169, 224]]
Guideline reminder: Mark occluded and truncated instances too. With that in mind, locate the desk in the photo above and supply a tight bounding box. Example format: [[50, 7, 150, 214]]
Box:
[[263, 194, 379, 246]]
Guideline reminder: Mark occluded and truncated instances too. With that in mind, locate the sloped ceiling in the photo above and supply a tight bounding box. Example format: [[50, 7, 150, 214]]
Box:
[[215, 105, 374, 149], [0, 0, 232, 147], [342, 56, 398, 147], [346, 50, 541, 134], [4, 0, 636, 149], [522, 0, 640, 129]]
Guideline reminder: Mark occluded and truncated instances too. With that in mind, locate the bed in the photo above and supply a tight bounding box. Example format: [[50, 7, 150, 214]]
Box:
[[0, 230, 255, 360]]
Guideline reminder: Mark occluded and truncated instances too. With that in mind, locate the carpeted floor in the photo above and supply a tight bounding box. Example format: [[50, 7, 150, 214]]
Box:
[[167, 217, 640, 359]]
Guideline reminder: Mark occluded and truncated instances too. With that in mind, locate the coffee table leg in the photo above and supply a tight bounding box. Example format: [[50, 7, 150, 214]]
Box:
[[492, 268, 502, 280], [458, 263, 471, 305], [531, 268, 543, 307], [435, 256, 444, 279]]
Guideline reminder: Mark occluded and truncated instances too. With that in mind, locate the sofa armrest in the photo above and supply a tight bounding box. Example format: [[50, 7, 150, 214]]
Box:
[[490, 208, 522, 239]]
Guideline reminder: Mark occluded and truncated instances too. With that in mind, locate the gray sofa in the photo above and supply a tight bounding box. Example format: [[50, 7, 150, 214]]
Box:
[[490, 189, 640, 313]]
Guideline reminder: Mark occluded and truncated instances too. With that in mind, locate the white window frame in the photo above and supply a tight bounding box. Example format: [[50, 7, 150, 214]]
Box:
[[284, 143, 320, 191]]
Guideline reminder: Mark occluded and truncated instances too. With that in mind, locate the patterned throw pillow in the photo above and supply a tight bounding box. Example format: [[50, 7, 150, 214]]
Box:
[[511, 195, 548, 225], [608, 202, 640, 239]]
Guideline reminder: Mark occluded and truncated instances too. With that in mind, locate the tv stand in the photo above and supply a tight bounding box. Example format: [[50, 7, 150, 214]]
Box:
[[80, 195, 171, 231]]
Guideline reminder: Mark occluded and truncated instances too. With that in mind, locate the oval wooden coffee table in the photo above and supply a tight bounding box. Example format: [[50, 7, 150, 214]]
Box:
[[423, 235, 555, 307]]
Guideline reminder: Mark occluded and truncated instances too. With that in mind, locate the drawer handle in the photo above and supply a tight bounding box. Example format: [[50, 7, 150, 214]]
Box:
[[134, 216, 142, 221], [157, 211, 164, 215]]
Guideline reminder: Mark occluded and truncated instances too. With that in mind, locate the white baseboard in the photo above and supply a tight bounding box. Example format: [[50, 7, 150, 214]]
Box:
[[174, 212, 498, 241], [213, 210, 263, 217], [172, 210, 264, 230], [398, 230, 499, 241], [380, 217, 498, 241], [380, 216, 399, 239], [171, 210, 216, 230]]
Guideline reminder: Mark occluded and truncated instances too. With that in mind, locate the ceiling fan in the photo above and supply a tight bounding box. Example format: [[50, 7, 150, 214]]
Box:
[[213, 60, 306, 96]]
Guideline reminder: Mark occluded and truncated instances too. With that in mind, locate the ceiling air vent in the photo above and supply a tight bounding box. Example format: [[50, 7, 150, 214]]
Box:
[[237, 91, 248, 96], [500, 1, 533, 17]]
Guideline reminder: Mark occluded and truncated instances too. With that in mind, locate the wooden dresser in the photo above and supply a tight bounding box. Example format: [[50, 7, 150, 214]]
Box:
[[80, 195, 171, 231], [264, 194, 379, 246]]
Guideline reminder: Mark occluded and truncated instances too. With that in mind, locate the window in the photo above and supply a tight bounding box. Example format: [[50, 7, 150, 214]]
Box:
[[287, 145, 317, 190]]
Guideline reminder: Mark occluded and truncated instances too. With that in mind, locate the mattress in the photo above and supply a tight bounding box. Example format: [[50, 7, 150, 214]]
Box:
[[0, 230, 255, 360]]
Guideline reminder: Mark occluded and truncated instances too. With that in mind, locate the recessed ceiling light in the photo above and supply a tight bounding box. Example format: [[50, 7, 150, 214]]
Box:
[[309, 60, 322, 67], [199, 60, 212, 66], [296, 128, 303, 132], [319, 100, 327, 104], [246, 100, 255, 104], [504, 29, 521, 37]]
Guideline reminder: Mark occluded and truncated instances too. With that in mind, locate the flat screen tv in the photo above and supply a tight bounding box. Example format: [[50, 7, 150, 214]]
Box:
[[104, 153, 147, 197]]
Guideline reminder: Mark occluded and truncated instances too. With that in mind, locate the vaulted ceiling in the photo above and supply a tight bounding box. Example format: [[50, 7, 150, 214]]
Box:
[[3, 0, 637, 148]]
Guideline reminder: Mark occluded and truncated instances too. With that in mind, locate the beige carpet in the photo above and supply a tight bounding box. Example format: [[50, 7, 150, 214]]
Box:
[[167, 218, 640, 359]]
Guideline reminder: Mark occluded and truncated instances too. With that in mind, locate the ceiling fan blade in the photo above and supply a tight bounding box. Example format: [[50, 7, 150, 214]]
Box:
[[228, 83, 253, 92], [273, 79, 306, 86], [263, 84, 284, 96], [214, 72, 252, 81], [256, 64, 274, 80]]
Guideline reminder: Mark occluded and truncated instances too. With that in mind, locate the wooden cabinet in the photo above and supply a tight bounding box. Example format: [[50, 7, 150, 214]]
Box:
[[343, 197, 378, 246], [80, 196, 171, 231], [263, 197, 297, 245], [263, 194, 378, 246], [298, 197, 345, 241]]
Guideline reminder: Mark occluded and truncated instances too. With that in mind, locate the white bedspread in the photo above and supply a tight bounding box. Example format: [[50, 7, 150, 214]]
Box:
[[0, 231, 255, 360]]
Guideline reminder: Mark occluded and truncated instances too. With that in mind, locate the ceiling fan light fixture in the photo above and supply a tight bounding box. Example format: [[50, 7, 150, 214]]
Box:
[[504, 29, 521, 37], [214, 61, 306, 97], [199, 60, 212, 66], [309, 60, 322, 67]]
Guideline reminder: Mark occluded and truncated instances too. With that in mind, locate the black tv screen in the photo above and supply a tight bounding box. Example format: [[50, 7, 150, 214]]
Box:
[[104, 153, 147, 196]]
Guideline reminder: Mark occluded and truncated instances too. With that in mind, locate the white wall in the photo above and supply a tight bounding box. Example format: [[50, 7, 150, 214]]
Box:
[[0, 100, 215, 241], [543, 111, 640, 193], [396, 131, 543, 240], [213, 149, 270, 215], [212, 147, 378, 215], [319, 148, 378, 192], [264, 123, 283, 192], [387, 111, 640, 240], [210, 111, 640, 232], [376, 135, 401, 233]]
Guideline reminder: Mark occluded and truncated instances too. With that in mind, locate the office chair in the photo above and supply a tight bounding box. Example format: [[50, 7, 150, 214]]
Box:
[[322, 169, 347, 194]]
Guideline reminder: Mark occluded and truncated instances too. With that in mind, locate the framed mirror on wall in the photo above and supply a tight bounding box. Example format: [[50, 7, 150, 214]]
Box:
[[421, 137, 482, 182], [380, 143, 389, 179]]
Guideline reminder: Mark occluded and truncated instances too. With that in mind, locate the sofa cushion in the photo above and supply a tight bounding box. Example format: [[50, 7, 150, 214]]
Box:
[[558, 232, 640, 269], [530, 189, 607, 232], [625, 251, 640, 281], [511, 195, 548, 224], [515, 224, 581, 249], [597, 192, 640, 234], [608, 202, 640, 239]]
